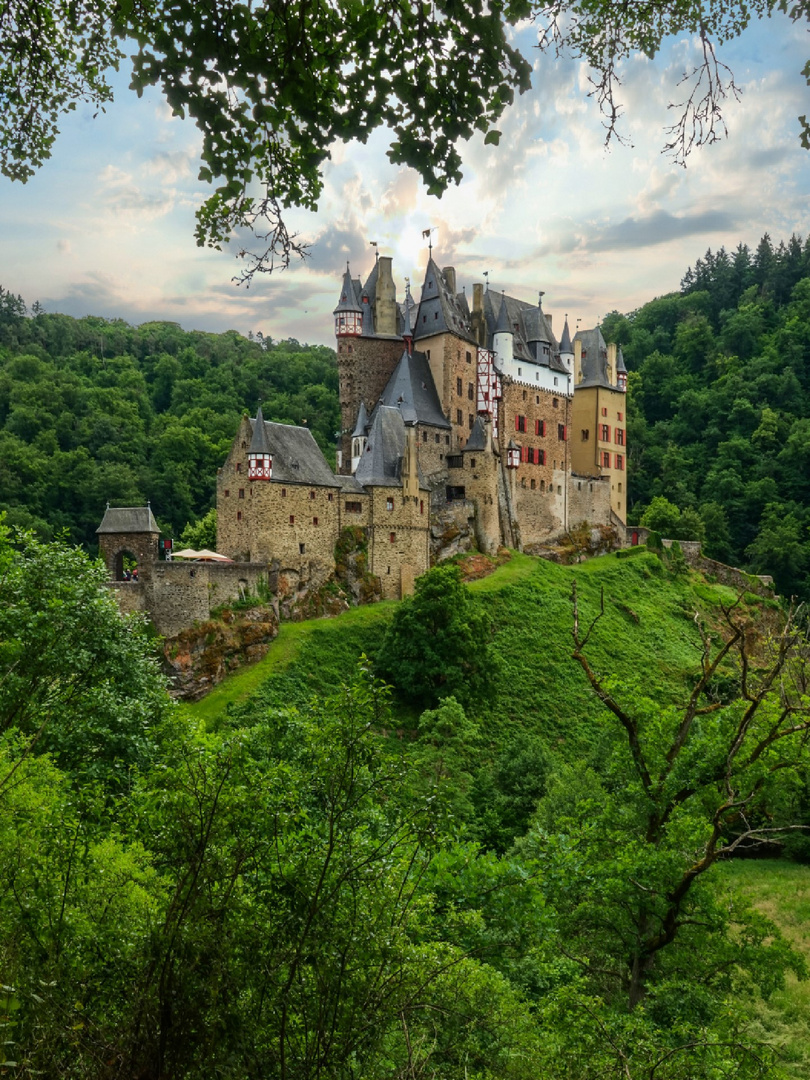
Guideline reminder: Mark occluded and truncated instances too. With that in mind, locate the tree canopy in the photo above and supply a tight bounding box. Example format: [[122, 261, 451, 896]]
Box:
[[2, 0, 806, 275]]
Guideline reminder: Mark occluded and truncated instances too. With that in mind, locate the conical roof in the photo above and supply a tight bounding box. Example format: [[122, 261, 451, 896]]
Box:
[[464, 415, 488, 452], [413, 257, 475, 343], [351, 400, 369, 438], [494, 292, 512, 335], [378, 348, 451, 429], [616, 348, 627, 373], [333, 264, 361, 314], [248, 405, 272, 454], [559, 317, 573, 354]]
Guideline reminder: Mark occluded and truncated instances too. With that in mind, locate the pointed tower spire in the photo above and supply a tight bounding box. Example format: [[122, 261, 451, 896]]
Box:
[[248, 405, 273, 480], [402, 280, 414, 355], [616, 347, 627, 392], [493, 291, 514, 371], [333, 263, 362, 337], [494, 292, 511, 336]]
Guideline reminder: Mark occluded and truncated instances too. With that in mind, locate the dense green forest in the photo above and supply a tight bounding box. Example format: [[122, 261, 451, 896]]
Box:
[[603, 232, 810, 598], [0, 292, 339, 546], [3, 529, 810, 1079]]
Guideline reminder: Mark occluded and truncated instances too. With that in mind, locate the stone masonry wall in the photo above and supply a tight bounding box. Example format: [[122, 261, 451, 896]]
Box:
[[143, 561, 269, 638], [99, 530, 160, 581], [337, 336, 403, 472], [499, 378, 571, 496], [217, 414, 253, 559], [568, 474, 612, 533], [366, 486, 430, 599]]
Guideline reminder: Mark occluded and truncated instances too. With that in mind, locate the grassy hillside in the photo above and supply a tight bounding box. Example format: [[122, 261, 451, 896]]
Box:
[[191, 548, 779, 766]]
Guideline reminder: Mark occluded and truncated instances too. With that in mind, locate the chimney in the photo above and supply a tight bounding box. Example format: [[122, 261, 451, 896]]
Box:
[[472, 283, 484, 314], [375, 256, 397, 336], [607, 342, 617, 384], [443, 266, 456, 294], [574, 338, 583, 383]]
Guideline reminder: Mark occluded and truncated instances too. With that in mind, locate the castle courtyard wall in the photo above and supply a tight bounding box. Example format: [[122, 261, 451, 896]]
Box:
[[366, 487, 430, 599]]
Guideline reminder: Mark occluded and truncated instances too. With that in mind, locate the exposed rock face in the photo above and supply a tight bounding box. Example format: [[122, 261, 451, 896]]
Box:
[[430, 500, 476, 562]]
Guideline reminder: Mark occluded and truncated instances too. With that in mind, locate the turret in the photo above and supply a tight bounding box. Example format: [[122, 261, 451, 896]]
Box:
[[617, 348, 627, 392], [559, 315, 574, 375], [248, 405, 273, 479], [506, 439, 520, 469], [333, 263, 362, 337], [493, 292, 513, 370], [351, 401, 369, 472]]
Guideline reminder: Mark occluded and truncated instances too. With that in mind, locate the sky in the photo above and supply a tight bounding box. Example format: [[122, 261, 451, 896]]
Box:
[[1, 11, 809, 347]]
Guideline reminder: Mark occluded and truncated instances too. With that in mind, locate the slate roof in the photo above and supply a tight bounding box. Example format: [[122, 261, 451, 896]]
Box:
[[616, 348, 627, 373], [559, 317, 573, 354], [413, 257, 476, 344], [463, 416, 488, 452], [333, 266, 361, 314], [378, 348, 451, 429], [570, 326, 613, 390], [337, 473, 366, 495], [354, 406, 407, 487], [351, 400, 369, 437], [494, 292, 511, 335], [248, 405, 272, 454], [97, 506, 160, 534], [248, 417, 342, 487], [574, 327, 613, 389], [483, 289, 566, 372]]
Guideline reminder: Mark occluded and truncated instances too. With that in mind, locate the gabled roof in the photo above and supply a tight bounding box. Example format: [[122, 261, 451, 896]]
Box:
[[354, 405, 408, 487], [574, 327, 613, 389], [351, 400, 369, 438], [463, 416, 488, 452], [333, 265, 361, 314], [483, 289, 567, 373], [378, 347, 451, 429], [248, 405, 272, 454], [97, 506, 160, 534], [413, 257, 476, 343], [248, 417, 342, 487]]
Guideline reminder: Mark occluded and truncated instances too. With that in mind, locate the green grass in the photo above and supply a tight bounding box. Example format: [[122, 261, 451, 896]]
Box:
[[719, 860, 810, 1076], [190, 549, 770, 757]]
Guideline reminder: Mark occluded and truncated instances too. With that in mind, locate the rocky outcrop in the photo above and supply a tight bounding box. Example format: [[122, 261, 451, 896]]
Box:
[[431, 500, 476, 562], [163, 605, 280, 701]]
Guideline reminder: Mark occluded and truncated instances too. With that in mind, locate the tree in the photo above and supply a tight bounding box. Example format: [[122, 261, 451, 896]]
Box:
[[376, 563, 500, 710], [2, 0, 807, 276], [555, 583, 810, 1010], [0, 518, 169, 790]]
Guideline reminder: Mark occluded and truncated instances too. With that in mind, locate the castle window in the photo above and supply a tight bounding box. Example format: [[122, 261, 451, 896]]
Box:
[[236, 462, 241, 472], [457, 409, 463, 424], [420, 500, 424, 514], [536, 372, 539, 381], [313, 516, 318, 525], [600, 424, 611, 441], [422, 430, 427, 441], [470, 458, 476, 468], [618, 482, 623, 492], [581, 429, 589, 440], [615, 454, 625, 470], [558, 424, 567, 441], [518, 368, 522, 377], [531, 478, 536, 490], [602, 407, 608, 417], [602, 452, 611, 468], [539, 449, 546, 465], [238, 488, 244, 499], [457, 377, 463, 395], [536, 419, 546, 436], [386, 497, 394, 511], [522, 390, 527, 401], [515, 415, 526, 433], [445, 435, 450, 444], [521, 477, 526, 487], [434, 311, 439, 320], [282, 488, 287, 497], [468, 383, 474, 400], [299, 543, 305, 554], [558, 485, 562, 495], [615, 428, 625, 446], [237, 510, 242, 521], [241, 441, 247, 449], [328, 493, 333, 501], [224, 489, 230, 497], [345, 501, 362, 513], [553, 398, 559, 409], [289, 515, 295, 524], [435, 434, 440, 443], [389, 532, 396, 543], [309, 490, 315, 499], [466, 350, 472, 364]]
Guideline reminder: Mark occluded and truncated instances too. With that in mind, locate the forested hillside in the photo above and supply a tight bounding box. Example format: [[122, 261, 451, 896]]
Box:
[[0, 291, 339, 546], [4, 534, 810, 1080], [603, 233, 810, 597]]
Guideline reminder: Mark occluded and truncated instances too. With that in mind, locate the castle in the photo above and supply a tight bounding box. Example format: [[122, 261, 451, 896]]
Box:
[[214, 254, 628, 599]]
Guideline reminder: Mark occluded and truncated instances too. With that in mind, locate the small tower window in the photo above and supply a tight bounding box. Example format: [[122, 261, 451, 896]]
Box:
[[282, 488, 287, 497], [386, 497, 394, 511], [299, 543, 306, 554], [309, 490, 315, 500], [237, 511, 242, 521], [289, 515, 295, 524], [313, 516, 318, 525], [390, 532, 396, 542]]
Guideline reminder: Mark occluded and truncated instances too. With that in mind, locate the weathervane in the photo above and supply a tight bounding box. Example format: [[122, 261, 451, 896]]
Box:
[[421, 226, 437, 253], [369, 240, 379, 262]]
